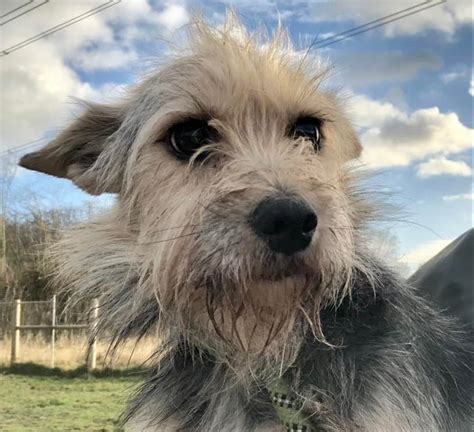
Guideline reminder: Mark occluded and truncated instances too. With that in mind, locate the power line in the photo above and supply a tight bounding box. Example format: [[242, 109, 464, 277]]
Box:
[[309, 1, 432, 47], [1, 0, 33, 18], [310, 0, 446, 49], [1, 0, 49, 26], [1, 0, 121, 56], [0, 138, 47, 158], [316, 2, 447, 49]]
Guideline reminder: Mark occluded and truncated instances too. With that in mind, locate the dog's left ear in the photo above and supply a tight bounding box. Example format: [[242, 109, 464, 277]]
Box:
[[19, 102, 124, 195]]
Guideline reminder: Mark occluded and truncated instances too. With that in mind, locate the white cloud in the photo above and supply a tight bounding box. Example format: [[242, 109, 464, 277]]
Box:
[[440, 65, 470, 88], [443, 193, 474, 201], [333, 51, 441, 87], [350, 94, 401, 127], [0, 40, 98, 153], [399, 238, 453, 269], [441, 72, 460, 83], [107, 1, 189, 45], [318, 32, 336, 39], [73, 48, 138, 72], [470, 72, 474, 97], [350, 95, 474, 168], [416, 157, 472, 178], [307, 0, 473, 37], [441, 71, 466, 83], [155, 3, 189, 33]]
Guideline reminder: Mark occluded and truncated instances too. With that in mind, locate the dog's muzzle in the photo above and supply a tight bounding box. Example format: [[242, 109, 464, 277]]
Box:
[[250, 196, 317, 255]]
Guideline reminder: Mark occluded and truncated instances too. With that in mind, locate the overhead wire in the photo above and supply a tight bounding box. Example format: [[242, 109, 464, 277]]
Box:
[[0, 138, 48, 158], [1, 0, 49, 26], [1, 0, 33, 19], [310, 0, 447, 49], [1, 0, 121, 56]]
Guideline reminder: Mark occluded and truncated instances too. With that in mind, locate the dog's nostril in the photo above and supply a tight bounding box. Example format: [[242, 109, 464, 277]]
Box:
[[302, 212, 318, 234], [250, 197, 318, 255]]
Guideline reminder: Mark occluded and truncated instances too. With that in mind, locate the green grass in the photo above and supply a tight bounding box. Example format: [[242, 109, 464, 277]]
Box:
[[0, 363, 144, 431]]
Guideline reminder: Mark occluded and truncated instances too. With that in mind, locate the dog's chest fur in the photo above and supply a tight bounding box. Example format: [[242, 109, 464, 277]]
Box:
[[125, 264, 472, 432]]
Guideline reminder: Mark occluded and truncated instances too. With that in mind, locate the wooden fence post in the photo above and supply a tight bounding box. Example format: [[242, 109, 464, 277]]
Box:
[[51, 295, 56, 368], [10, 299, 21, 365], [87, 298, 99, 371]]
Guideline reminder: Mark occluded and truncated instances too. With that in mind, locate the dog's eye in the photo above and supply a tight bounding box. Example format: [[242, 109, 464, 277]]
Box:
[[290, 117, 322, 151], [168, 119, 218, 160]]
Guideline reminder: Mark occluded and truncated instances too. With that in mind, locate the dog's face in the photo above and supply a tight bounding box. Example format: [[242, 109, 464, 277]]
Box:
[[20, 18, 365, 354]]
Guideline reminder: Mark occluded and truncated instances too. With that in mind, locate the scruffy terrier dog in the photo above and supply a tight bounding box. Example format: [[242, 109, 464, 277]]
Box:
[[20, 14, 471, 432]]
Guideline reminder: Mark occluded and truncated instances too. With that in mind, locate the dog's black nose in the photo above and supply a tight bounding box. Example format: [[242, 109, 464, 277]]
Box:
[[250, 197, 317, 255]]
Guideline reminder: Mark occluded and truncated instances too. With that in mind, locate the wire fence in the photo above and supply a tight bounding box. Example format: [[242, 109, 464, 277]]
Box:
[[0, 297, 98, 369], [0, 298, 90, 339]]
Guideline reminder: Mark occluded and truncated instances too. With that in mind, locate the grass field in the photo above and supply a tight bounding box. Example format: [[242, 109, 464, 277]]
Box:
[[0, 364, 144, 431]]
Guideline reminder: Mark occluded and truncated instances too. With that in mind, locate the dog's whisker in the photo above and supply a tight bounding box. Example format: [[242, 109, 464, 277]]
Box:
[[382, 218, 444, 239], [196, 200, 227, 220], [146, 224, 201, 233], [320, 226, 355, 230], [136, 230, 210, 245]]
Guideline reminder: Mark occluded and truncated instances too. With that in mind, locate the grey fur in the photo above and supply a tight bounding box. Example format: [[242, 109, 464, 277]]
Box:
[[122, 257, 472, 431]]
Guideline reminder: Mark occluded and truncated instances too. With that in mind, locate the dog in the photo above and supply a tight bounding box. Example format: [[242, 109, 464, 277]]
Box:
[[19, 13, 472, 432]]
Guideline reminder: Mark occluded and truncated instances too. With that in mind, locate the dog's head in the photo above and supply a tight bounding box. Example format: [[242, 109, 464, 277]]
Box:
[[20, 15, 370, 356]]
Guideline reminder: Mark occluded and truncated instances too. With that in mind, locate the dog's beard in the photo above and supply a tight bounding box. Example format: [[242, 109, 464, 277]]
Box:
[[203, 274, 309, 350], [158, 245, 350, 364]]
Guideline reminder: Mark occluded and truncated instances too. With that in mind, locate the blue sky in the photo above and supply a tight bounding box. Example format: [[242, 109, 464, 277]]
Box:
[[1, 0, 472, 272]]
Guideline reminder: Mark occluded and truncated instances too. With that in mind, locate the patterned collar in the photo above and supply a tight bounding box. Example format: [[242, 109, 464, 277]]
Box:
[[266, 378, 315, 432]]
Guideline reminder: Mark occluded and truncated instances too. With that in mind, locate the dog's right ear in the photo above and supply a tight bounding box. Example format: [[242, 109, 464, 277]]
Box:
[[19, 102, 125, 195]]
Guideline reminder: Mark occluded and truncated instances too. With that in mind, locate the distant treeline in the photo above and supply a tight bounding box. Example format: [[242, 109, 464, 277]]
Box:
[[0, 205, 98, 303]]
